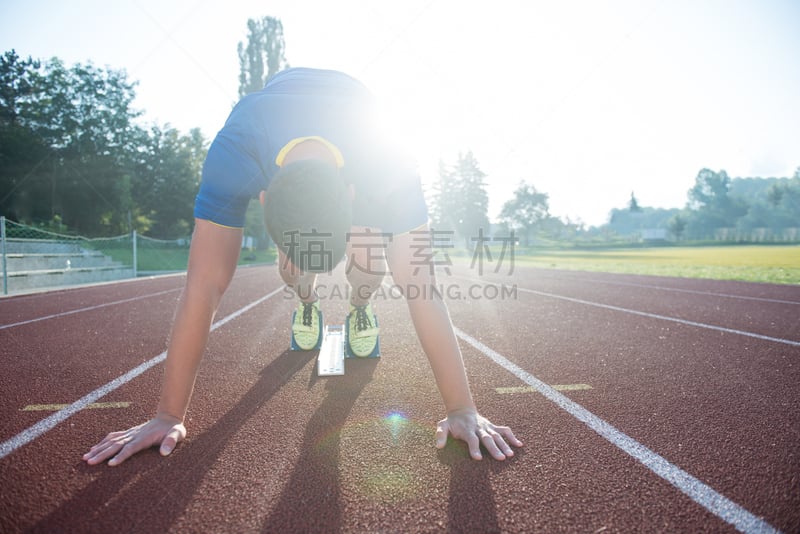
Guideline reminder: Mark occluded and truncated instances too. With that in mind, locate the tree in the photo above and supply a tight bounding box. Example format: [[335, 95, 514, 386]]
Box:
[[688, 168, 732, 210], [734, 173, 800, 236], [0, 50, 42, 126], [499, 182, 550, 246], [0, 51, 48, 222], [428, 159, 457, 232], [766, 183, 785, 207], [235, 17, 288, 247], [628, 191, 642, 212], [685, 168, 746, 239], [0, 54, 143, 234], [668, 213, 687, 241], [37, 58, 142, 234], [237, 17, 289, 97], [131, 125, 206, 237], [2, 49, 204, 238], [454, 151, 490, 244], [430, 152, 490, 248]]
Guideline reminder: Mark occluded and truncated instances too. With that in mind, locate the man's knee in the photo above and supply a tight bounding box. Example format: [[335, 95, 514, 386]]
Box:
[[277, 249, 305, 285]]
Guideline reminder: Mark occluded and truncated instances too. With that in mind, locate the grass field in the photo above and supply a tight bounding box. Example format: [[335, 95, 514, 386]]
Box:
[[510, 245, 800, 285], [105, 246, 276, 272], [111, 242, 799, 285]]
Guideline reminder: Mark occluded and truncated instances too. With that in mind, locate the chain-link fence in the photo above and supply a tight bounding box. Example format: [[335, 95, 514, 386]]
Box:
[[0, 217, 191, 295], [712, 227, 800, 242]]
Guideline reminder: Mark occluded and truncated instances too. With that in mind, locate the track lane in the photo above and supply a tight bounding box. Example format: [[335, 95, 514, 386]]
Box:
[[443, 269, 798, 531], [454, 325, 779, 534], [1, 265, 797, 532], [455, 268, 800, 344], [527, 268, 800, 303], [0, 275, 186, 325]]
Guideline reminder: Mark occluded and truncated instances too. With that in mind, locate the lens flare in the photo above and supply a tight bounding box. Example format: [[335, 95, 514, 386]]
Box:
[[384, 411, 408, 444], [312, 410, 435, 503]]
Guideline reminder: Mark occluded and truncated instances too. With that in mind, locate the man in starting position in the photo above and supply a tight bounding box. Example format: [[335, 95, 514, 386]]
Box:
[[84, 67, 522, 466]]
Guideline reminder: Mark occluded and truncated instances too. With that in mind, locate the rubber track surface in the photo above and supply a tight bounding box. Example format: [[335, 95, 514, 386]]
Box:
[[0, 265, 798, 533]]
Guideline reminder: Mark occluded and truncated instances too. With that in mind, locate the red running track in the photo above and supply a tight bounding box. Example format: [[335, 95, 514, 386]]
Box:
[[0, 264, 798, 533]]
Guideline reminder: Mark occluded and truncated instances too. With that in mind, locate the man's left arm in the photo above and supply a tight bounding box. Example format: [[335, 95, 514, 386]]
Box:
[[385, 224, 523, 460]]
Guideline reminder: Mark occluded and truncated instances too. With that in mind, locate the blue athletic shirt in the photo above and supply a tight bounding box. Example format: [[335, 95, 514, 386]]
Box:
[[194, 67, 428, 234]]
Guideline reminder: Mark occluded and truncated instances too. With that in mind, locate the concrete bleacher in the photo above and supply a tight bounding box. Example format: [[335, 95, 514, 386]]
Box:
[[2, 239, 134, 294]]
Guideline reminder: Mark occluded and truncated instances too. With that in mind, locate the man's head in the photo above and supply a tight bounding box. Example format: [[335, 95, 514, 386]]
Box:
[[263, 159, 352, 273]]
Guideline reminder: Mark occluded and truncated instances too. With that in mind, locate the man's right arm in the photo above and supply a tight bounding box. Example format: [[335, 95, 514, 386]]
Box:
[[83, 219, 243, 466]]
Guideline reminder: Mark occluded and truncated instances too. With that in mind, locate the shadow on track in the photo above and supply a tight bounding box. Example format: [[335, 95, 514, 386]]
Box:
[[260, 358, 378, 531], [437, 437, 522, 532], [31, 348, 316, 533]]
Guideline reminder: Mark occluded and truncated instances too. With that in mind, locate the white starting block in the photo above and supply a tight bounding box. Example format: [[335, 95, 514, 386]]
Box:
[[317, 325, 346, 376]]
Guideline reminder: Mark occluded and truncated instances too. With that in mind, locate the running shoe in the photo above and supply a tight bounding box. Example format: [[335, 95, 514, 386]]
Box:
[[346, 303, 379, 357], [291, 300, 322, 351]]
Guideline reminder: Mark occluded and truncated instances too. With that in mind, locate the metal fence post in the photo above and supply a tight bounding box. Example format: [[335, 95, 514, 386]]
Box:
[[132, 229, 138, 279], [1, 216, 7, 295]]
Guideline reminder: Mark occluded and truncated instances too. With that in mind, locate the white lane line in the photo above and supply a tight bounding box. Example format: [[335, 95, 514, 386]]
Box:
[[514, 285, 800, 348], [461, 277, 800, 348], [0, 266, 273, 330], [0, 288, 182, 330], [0, 285, 286, 460], [454, 327, 778, 534], [495, 384, 592, 394], [556, 276, 800, 305], [22, 402, 131, 411]]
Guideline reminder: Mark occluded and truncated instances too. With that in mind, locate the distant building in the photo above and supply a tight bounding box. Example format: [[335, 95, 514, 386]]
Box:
[[640, 229, 668, 242]]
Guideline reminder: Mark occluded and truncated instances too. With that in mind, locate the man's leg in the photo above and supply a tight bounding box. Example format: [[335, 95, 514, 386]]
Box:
[[279, 249, 323, 350], [278, 249, 318, 302], [345, 226, 386, 357]]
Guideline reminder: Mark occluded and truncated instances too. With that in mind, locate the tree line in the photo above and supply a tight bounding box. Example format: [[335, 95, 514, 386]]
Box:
[[429, 151, 583, 247], [607, 168, 800, 242], [0, 50, 205, 238], [0, 17, 289, 239], [430, 155, 800, 246]]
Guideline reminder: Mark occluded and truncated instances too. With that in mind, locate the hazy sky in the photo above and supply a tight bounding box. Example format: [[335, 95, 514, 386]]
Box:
[[2, 0, 798, 226]]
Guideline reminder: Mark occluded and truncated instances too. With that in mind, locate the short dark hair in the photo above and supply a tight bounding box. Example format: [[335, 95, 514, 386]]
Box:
[[263, 159, 352, 273]]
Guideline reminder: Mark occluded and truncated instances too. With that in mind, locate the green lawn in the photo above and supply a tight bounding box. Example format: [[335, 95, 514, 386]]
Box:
[[103, 241, 799, 285], [101, 246, 276, 272], [510, 245, 800, 285]]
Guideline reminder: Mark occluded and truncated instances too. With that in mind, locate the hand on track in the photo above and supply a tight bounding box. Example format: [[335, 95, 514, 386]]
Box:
[[435, 409, 523, 460], [83, 414, 186, 466]]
